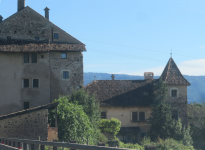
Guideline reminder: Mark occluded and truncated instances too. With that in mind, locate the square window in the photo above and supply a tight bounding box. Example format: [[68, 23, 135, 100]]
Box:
[[101, 112, 106, 119], [63, 71, 69, 79], [24, 102, 29, 110], [139, 112, 145, 121], [171, 90, 177, 97], [61, 53, 67, 59], [33, 79, 39, 88], [24, 54, 29, 63], [41, 55, 44, 58], [172, 110, 179, 120], [54, 33, 59, 39], [132, 112, 138, 121], [23, 79, 29, 88]]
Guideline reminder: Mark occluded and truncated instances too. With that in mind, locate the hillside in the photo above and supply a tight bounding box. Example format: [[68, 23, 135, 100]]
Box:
[[84, 72, 205, 104]]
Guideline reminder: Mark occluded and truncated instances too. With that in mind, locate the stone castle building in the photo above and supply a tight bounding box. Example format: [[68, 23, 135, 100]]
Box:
[[0, 0, 86, 116], [85, 57, 190, 143]]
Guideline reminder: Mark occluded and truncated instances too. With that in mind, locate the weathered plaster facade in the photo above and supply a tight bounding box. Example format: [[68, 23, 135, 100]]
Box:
[[0, 1, 86, 116]]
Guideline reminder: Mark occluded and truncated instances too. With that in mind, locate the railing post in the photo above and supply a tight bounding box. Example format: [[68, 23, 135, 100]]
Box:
[[53, 140, 57, 150], [40, 145, 45, 150], [70, 140, 77, 150]]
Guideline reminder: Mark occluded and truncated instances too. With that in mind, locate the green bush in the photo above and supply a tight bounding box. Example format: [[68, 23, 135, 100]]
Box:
[[141, 137, 195, 150], [118, 141, 144, 150]]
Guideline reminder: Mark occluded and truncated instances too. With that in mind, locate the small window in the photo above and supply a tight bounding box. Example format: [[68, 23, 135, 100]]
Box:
[[14, 31, 17, 34], [23, 79, 29, 88], [63, 71, 69, 79], [33, 79, 39, 88], [171, 89, 177, 97], [24, 54, 29, 63], [101, 112, 106, 119], [32, 54, 37, 63], [61, 53, 67, 59], [139, 112, 145, 121], [7, 36, 11, 40], [54, 33, 59, 39], [24, 102, 29, 110], [132, 112, 138, 121], [35, 37, 39, 40], [41, 55, 44, 58], [172, 110, 179, 120]]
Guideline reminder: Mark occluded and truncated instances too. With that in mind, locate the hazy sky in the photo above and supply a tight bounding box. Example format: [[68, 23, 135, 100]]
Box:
[[1, 0, 205, 76]]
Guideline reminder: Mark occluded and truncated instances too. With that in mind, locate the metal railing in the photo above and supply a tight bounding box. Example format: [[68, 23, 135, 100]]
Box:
[[0, 137, 136, 150]]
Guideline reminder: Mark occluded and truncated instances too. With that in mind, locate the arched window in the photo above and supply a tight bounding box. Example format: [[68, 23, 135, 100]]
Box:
[[24, 54, 29, 63], [32, 54, 37, 63]]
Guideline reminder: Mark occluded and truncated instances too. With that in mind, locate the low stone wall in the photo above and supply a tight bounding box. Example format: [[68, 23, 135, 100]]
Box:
[[0, 109, 48, 141]]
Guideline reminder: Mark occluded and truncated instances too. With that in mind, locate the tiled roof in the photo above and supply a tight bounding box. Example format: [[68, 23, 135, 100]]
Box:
[[85, 80, 158, 107], [0, 39, 86, 52], [160, 58, 191, 85], [0, 102, 59, 120]]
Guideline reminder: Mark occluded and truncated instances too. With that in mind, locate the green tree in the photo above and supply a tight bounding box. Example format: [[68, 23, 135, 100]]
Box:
[[148, 79, 192, 146], [48, 96, 95, 143], [148, 78, 174, 141], [99, 118, 121, 138], [188, 102, 205, 149]]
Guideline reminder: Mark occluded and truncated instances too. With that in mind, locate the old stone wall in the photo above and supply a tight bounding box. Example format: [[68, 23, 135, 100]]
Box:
[[50, 51, 84, 100], [0, 109, 48, 141], [166, 85, 188, 126]]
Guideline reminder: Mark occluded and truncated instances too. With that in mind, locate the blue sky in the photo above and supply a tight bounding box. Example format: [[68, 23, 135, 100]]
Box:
[[1, 0, 205, 76]]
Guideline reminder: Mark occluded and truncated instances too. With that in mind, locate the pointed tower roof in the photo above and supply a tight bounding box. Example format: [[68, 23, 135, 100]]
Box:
[[160, 58, 191, 85]]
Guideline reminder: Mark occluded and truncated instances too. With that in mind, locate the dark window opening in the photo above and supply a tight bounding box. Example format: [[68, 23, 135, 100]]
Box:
[[172, 110, 179, 120], [23, 79, 29, 88], [63, 71, 69, 79], [35, 37, 39, 40], [7, 36, 11, 40], [33, 79, 39, 88], [54, 33, 59, 39], [126, 135, 132, 141], [171, 89, 177, 97], [101, 112, 106, 119], [61, 53, 67, 59], [41, 55, 44, 58], [132, 112, 138, 121], [29, 31, 32, 34], [139, 112, 145, 121], [24, 102, 29, 109], [14, 31, 17, 34], [24, 54, 29, 63], [32, 54, 37, 63]]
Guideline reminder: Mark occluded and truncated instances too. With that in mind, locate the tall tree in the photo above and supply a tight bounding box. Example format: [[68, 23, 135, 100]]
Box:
[[148, 78, 174, 141]]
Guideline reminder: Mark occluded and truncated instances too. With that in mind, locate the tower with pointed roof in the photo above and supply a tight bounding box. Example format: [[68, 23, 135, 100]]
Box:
[[0, 0, 86, 116], [160, 57, 190, 126]]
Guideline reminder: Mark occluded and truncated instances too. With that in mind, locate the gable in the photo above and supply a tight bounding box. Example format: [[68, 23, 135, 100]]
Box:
[[0, 6, 84, 45], [160, 58, 190, 85]]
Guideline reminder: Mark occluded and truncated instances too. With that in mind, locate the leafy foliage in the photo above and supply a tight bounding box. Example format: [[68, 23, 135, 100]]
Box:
[[99, 118, 121, 136], [141, 137, 195, 150], [188, 102, 205, 149], [48, 89, 107, 144]]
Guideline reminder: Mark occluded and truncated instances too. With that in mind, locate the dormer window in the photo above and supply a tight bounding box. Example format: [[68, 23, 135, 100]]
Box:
[[54, 33, 59, 39]]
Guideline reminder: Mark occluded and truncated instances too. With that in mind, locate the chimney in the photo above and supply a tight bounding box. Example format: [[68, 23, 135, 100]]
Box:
[[0, 15, 3, 23], [144, 72, 154, 80], [18, 0, 25, 12], [44, 7, 50, 20], [111, 74, 115, 80]]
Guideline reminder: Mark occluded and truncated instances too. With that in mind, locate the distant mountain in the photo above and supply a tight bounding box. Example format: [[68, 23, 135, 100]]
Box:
[[84, 72, 205, 104]]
